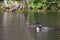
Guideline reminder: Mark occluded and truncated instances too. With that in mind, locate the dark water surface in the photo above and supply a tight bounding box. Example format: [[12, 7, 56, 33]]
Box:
[[0, 11, 60, 40]]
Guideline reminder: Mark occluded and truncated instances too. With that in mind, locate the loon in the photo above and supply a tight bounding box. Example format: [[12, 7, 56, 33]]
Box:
[[37, 25, 54, 32]]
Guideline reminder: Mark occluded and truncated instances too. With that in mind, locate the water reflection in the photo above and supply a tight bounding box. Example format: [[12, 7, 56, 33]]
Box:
[[36, 24, 54, 40], [29, 11, 60, 40], [0, 12, 36, 40], [3, 12, 8, 26], [0, 11, 60, 40]]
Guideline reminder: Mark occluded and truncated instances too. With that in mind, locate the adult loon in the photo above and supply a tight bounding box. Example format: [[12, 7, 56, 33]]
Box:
[[37, 25, 54, 32]]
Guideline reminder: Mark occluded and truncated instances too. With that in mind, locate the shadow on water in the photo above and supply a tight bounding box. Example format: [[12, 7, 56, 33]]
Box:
[[0, 11, 60, 40]]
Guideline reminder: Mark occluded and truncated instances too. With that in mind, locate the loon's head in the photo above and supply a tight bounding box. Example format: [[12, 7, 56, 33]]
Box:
[[38, 25, 42, 28]]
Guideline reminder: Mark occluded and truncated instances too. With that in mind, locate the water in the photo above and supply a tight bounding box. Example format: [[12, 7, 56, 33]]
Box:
[[29, 11, 60, 40], [0, 11, 60, 40], [0, 12, 36, 40]]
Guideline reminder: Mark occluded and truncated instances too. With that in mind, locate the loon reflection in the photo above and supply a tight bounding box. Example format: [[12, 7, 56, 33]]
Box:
[[37, 25, 54, 32]]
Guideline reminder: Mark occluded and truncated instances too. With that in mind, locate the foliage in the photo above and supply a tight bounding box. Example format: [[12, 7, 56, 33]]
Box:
[[29, 0, 60, 10], [29, 0, 43, 9], [58, 1, 60, 6], [1, 0, 60, 10]]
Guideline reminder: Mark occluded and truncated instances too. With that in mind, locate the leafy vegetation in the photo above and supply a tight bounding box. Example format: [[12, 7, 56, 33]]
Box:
[[29, 0, 60, 10], [0, 0, 60, 11]]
